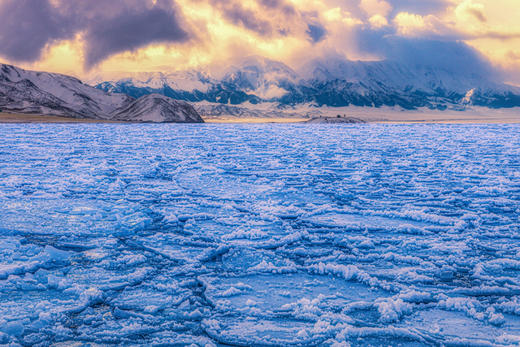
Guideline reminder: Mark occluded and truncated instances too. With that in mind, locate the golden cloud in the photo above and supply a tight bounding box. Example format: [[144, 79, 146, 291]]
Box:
[[1, 0, 519, 83]]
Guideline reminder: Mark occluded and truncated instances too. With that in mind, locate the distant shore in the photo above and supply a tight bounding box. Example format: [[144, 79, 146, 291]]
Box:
[[0, 112, 123, 123], [1, 112, 519, 124], [204, 117, 307, 123], [370, 112, 520, 124]]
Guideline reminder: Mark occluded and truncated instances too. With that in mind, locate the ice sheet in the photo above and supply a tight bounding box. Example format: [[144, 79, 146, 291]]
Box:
[[0, 123, 519, 345]]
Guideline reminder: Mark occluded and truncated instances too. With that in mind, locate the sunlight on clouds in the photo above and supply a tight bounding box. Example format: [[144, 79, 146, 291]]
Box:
[[393, 13, 445, 37], [448, 0, 520, 77], [26, 38, 84, 78], [91, 0, 310, 75], [323, 8, 343, 22], [394, 13, 426, 35], [451, 0, 520, 37], [369, 15, 389, 29], [323, 7, 363, 27], [467, 38, 520, 85], [455, 0, 486, 24], [360, 0, 392, 17], [3, 0, 519, 83]]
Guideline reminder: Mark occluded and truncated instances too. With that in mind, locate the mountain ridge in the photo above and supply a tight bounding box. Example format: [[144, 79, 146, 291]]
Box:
[[0, 63, 203, 123], [94, 57, 520, 110], [111, 94, 203, 123]]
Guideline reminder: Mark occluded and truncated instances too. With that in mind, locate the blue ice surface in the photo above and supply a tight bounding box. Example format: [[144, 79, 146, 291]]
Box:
[[0, 123, 519, 346]]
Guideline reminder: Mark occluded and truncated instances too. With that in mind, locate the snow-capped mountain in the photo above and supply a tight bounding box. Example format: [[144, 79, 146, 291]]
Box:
[[111, 94, 203, 123], [92, 57, 298, 106], [0, 63, 203, 122], [0, 64, 132, 118], [95, 56, 520, 110], [221, 56, 298, 100]]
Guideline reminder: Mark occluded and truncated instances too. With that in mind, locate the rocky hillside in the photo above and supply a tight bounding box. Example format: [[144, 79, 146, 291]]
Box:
[[305, 116, 366, 124], [111, 94, 203, 123], [0, 64, 203, 123]]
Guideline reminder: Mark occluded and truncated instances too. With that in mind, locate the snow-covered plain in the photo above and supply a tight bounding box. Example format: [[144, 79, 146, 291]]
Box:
[[0, 124, 519, 346]]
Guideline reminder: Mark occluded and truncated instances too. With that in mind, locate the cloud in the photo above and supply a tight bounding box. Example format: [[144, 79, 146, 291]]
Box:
[[354, 28, 496, 78], [307, 23, 328, 43], [393, 12, 450, 37], [83, 1, 189, 68], [0, 0, 519, 84], [386, 0, 450, 16], [206, 0, 331, 48], [369, 15, 389, 29], [258, 0, 296, 16], [455, 0, 487, 23], [207, 0, 305, 38], [0, 0, 75, 61], [0, 0, 190, 68], [209, 0, 275, 36], [359, 0, 392, 17]]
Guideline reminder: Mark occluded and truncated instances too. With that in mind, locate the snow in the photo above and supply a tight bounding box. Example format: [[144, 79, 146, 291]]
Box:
[[299, 58, 505, 95], [91, 56, 520, 111], [91, 70, 215, 93], [0, 123, 519, 345], [1, 64, 130, 115], [110, 94, 203, 123]]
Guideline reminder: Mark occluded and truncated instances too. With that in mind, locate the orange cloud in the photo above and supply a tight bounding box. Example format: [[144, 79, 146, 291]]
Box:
[[0, 0, 519, 84]]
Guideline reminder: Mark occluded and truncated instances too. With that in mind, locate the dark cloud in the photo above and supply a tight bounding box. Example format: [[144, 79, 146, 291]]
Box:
[[307, 23, 328, 43], [387, 0, 450, 16], [355, 27, 496, 78], [480, 30, 520, 40], [0, 0, 189, 68], [258, 0, 296, 16], [0, 0, 75, 61], [209, 0, 298, 37], [212, 0, 274, 36], [467, 8, 487, 23], [83, 5, 188, 68], [507, 51, 520, 60]]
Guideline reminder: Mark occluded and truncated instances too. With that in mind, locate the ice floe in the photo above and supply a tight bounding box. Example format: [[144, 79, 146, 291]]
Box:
[[0, 123, 519, 345]]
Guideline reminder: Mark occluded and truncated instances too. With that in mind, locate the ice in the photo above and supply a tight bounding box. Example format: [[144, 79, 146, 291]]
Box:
[[0, 123, 519, 345]]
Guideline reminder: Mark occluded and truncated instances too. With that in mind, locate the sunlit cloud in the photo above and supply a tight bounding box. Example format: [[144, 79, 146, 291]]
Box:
[[369, 15, 389, 29], [360, 0, 392, 17], [0, 0, 518, 83]]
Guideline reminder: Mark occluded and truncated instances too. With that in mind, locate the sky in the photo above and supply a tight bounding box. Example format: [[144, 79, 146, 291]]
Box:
[[0, 0, 519, 84]]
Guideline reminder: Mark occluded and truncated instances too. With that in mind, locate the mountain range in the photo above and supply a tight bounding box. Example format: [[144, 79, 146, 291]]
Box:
[[0, 64, 203, 123], [94, 56, 520, 111], [2, 56, 520, 123]]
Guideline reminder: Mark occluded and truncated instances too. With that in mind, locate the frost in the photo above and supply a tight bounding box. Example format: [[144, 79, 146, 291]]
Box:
[[0, 123, 519, 345]]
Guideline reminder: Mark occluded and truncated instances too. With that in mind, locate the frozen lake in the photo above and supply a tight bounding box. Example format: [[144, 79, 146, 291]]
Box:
[[0, 123, 519, 346]]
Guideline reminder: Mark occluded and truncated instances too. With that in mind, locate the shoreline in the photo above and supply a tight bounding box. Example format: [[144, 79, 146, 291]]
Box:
[[375, 118, 520, 124], [0, 113, 124, 124], [0, 112, 519, 124], [204, 117, 308, 124]]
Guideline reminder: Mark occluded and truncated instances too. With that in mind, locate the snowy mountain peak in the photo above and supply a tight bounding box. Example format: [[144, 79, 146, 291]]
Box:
[[0, 63, 132, 118], [220, 57, 298, 100], [111, 94, 203, 123], [0, 63, 203, 122], [462, 88, 477, 105], [94, 57, 520, 110]]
